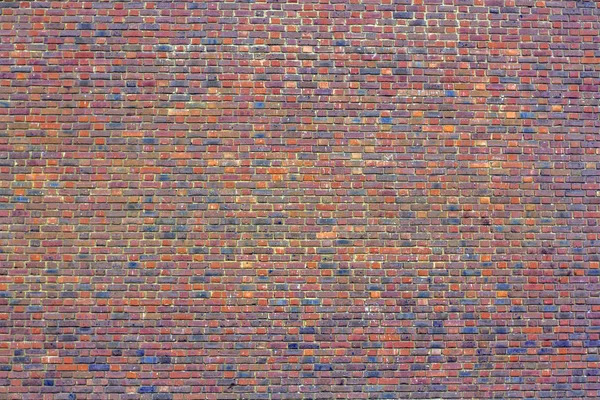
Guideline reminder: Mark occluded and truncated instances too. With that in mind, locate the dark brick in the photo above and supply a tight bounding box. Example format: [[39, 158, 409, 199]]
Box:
[[89, 364, 110, 372]]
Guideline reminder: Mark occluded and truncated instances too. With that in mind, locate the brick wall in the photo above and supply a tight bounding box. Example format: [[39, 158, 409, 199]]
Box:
[[1, 0, 600, 398]]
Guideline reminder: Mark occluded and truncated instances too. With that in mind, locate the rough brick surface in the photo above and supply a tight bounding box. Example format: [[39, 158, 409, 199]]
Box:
[[1, 0, 600, 399]]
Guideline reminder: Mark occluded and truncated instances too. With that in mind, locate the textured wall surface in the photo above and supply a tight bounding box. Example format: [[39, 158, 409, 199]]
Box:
[[1, 0, 600, 399]]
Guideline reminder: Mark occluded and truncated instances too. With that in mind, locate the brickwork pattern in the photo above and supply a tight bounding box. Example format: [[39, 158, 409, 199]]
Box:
[[1, 0, 600, 398]]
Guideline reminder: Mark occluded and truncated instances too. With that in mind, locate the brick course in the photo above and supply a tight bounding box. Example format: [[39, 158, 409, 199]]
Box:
[[1, 0, 600, 398]]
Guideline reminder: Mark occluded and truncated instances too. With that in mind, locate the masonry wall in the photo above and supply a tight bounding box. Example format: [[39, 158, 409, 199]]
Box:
[[1, 0, 600, 399]]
